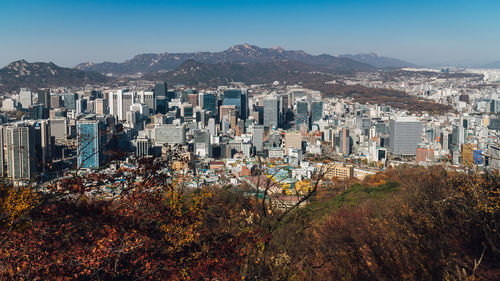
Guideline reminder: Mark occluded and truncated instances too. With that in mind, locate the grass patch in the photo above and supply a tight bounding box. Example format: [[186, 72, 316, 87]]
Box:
[[307, 181, 400, 219]]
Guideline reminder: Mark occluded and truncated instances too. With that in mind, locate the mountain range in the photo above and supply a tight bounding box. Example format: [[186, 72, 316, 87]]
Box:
[[0, 60, 111, 92], [338, 53, 416, 68], [142, 59, 333, 87], [75, 44, 414, 75]]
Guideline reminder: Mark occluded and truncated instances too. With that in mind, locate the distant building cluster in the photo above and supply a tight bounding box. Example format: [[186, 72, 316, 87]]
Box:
[[0, 71, 499, 188]]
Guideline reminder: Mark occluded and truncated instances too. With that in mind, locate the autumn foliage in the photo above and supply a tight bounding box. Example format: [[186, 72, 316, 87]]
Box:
[[0, 162, 499, 280]]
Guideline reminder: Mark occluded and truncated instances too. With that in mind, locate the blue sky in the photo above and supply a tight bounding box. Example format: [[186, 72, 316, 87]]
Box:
[[0, 0, 499, 67]]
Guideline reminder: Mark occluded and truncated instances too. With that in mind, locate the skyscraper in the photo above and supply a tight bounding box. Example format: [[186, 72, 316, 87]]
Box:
[[63, 93, 77, 110], [253, 125, 264, 152], [76, 99, 88, 114], [19, 88, 33, 109], [202, 93, 217, 117], [154, 82, 167, 97], [295, 100, 309, 131], [95, 98, 108, 115], [338, 128, 351, 156], [181, 103, 194, 122], [5, 123, 36, 180], [208, 118, 217, 137], [389, 117, 422, 155], [38, 89, 51, 109], [187, 94, 198, 107], [137, 91, 155, 114], [50, 95, 62, 108], [32, 120, 51, 172], [109, 90, 134, 120], [263, 96, 280, 129], [194, 130, 210, 157], [310, 100, 323, 123], [136, 137, 151, 158], [77, 120, 101, 169], [223, 88, 248, 120]]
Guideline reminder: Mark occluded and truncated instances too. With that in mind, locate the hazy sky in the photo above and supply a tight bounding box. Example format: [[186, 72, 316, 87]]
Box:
[[1, 0, 499, 67]]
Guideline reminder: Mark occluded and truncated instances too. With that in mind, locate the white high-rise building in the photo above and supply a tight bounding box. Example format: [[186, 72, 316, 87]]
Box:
[[4, 123, 36, 180], [109, 90, 135, 120], [136, 91, 155, 114], [19, 88, 33, 109]]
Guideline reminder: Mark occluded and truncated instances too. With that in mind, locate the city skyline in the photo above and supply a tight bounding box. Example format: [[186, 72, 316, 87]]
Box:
[[1, 0, 499, 67]]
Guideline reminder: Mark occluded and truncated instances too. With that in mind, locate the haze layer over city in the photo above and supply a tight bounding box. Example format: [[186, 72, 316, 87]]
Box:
[[0, 1, 498, 280]]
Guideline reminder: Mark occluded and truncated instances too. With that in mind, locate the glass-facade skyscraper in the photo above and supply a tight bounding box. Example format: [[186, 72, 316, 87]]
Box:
[[264, 96, 280, 129], [223, 89, 248, 120], [203, 93, 217, 117], [64, 93, 77, 110], [77, 120, 101, 169], [154, 82, 167, 97], [295, 100, 309, 130], [310, 100, 323, 123]]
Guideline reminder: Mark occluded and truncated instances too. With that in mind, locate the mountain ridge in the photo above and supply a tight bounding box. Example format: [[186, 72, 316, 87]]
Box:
[[0, 60, 112, 92], [141, 58, 333, 87], [339, 53, 417, 68], [75, 44, 378, 75]]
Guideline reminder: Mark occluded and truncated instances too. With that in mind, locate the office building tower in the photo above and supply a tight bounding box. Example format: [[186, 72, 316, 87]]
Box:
[[51, 95, 62, 108], [126, 111, 139, 129], [295, 100, 309, 131], [76, 99, 87, 114], [491, 100, 500, 113], [87, 100, 95, 114], [63, 93, 77, 110], [488, 144, 500, 170], [181, 103, 193, 122], [19, 88, 33, 109], [202, 93, 217, 117], [109, 90, 134, 120], [50, 118, 67, 140], [223, 88, 248, 120], [95, 98, 108, 115], [130, 103, 149, 118], [310, 100, 323, 123], [137, 91, 155, 114], [208, 118, 217, 137], [38, 89, 51, 109], [5, 124, 36, 180], [338, 128, 351, 156], [29, 104, 49, 120], [155, 96, 168, 114], [264, 96, 280, 129], [356, 116, 372, 136], [290, 90, 306, 105], [222, 116, 230, 134], [136, 137, 151, 158], [154, 124, 186, 145], [154, 82, 167, 97], [0, 127, 5, 177], [219, 105, 237, 123], [77, 120, 101, 169], [33, 120, 51, 172], [2, 99, 17, 111], [285, 131, 302, 155], [194, 130, 210, 157], [451, 124, 465, 149], [389, 117, 422, 155], [253, 125, 264, 152], [187, 94, 198, 107]]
